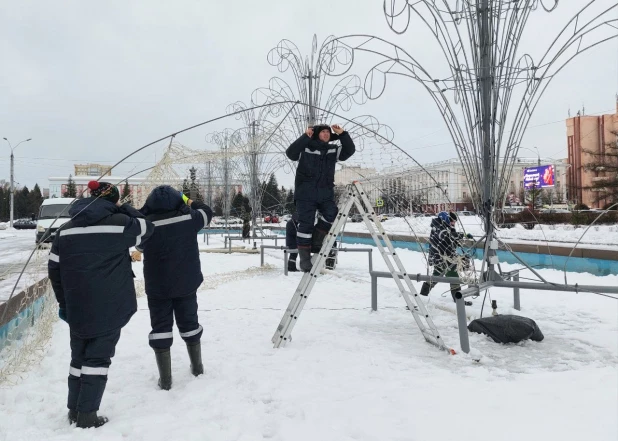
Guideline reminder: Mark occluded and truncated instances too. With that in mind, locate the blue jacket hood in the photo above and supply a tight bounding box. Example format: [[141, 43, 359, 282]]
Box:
[[431, 216, 448, 229], [68, 197, 118, 227], [141, 185, 186, 216]]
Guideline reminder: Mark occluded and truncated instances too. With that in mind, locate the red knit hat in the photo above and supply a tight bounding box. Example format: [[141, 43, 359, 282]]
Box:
[[88, 181, 120, 203]]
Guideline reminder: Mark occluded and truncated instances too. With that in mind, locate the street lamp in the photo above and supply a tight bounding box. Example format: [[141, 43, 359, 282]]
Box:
[[3, 137, 32, 228], [519, 146, 541, 166]]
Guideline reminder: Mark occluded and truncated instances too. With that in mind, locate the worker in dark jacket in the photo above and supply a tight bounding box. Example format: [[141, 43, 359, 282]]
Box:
[[420, 211, 473, 305], [286, 124, 355, 272], [285, 213, 300, 272], [136, 185, 212, 390], [48, 181, 154, 429]]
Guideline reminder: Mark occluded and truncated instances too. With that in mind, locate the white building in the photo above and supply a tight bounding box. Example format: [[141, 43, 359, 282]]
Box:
[[48, 176, 149, 199], [334, 165, 378, 186], [335, 157, 569, 213], [48, 175, 243, 206]]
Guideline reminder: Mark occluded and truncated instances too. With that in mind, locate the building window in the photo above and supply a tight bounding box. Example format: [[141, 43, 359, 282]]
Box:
[[463, 191, 467, 199]]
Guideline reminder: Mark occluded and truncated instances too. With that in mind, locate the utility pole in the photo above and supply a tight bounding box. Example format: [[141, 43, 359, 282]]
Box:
[[249, 120, 260, 245], [3, 137, 32, 228], [223, 142, 229, 231], [206, 160, 213, 207]]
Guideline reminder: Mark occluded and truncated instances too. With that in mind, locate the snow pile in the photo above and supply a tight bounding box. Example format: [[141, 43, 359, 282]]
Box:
[[0, 236, 616, 441]]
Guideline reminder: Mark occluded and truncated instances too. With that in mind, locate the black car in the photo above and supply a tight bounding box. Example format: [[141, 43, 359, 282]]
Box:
[[13, 219, 37, 230], [350, 214, 363, 223]]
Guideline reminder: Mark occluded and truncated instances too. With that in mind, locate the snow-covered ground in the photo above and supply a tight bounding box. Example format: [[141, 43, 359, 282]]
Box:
[[268, 215, 618, 249], [1, 234, 617, 441], [0, 229, 46, 302]]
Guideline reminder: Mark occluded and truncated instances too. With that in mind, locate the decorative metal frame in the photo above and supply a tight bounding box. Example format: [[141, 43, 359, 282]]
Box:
[[319, 0, 618, 352]]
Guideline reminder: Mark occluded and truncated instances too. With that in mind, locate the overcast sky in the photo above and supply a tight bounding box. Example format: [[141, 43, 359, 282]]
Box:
[[1, 0, 616, 191]]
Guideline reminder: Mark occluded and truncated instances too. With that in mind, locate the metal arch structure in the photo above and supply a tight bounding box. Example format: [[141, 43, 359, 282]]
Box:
[[326, 0, 618, 280], [226, 101, 299, 238], [245, 35, 400, 217], [251, 34, 367, 133], [249, 35, 397, 149], [132, 140, 246, 208], [205, 129, 246, 226]]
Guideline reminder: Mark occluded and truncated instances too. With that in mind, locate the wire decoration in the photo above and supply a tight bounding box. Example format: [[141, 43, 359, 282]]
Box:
[[324, 0, 618, 277]]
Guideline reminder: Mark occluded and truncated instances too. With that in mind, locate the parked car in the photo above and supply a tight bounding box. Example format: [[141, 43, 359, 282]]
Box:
[[350, 214, 363, 223], [281, 214, 292, 223], [457, 210, 474, 217], [539, 208, 570, 214], [36, 197, 76, 243], [263, 214, 280, 223], [14, 219, 37, 230]]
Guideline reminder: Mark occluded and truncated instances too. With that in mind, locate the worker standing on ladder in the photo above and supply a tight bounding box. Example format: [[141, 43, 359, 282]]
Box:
[[286, 124, 356, 272], [420, 211, 474, 305]]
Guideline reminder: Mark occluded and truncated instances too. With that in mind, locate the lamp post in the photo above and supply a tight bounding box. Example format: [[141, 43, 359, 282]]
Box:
[[519, 146, 541, 166], [3, 137, 32, 228]]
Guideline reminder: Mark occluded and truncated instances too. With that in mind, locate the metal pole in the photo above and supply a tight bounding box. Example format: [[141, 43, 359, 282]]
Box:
[[455, 293, 470, 353], [207, 161, 212, 207], [513, 272, 521, 311], [260, 245, 265, 267], [368, 249, 373, 273], [371, 273, 377, 311], [307, 68, 315, 126], [284, 250, 289, 276], [10, 151, 14, 228], [479, 0, 497, 278], [3, 138, 31, 228], [250, 120, 259, 248]]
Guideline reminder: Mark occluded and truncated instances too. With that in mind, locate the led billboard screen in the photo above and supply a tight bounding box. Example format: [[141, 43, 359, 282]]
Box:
[[523, 164, 554, 189]]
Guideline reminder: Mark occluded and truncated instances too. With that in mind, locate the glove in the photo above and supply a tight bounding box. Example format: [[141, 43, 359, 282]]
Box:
[[180, 192, 189, 204], [131, 250, 142, 262], [58, 308, 67, 322], [466, 233, 474, 239]]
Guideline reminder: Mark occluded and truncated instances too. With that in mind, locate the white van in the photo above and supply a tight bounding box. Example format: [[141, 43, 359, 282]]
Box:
[[36, 198, 76, 243]]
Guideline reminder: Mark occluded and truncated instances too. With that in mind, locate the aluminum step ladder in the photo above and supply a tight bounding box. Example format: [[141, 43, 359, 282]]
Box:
[[271, 181, 449, 352]]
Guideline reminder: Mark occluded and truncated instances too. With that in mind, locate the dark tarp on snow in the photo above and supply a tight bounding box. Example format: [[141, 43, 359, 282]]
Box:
[[467, 315, 544, 344]]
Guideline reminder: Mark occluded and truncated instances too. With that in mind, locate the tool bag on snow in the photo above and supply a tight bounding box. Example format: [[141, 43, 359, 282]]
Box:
[[468, 315, 544, 344]]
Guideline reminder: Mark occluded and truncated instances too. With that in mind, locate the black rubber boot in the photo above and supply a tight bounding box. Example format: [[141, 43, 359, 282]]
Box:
[[287, 256, 298, 272], [76, 411, 108, 429], [420, 282, 431, 296], [68, 409, 78, 425], [186, 342, 204, 377], [298, 247, 313, 272], [311, 228, 328, 253], [154, 348, 172, 390]]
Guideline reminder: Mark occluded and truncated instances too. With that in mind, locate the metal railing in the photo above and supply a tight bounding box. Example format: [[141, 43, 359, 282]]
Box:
[[260, 245, 373, 275]]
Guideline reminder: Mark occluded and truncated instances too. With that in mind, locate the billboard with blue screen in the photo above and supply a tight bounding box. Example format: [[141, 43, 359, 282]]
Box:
[[523, 164, 554, 189]]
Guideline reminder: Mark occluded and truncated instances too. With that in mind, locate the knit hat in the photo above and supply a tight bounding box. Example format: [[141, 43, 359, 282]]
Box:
[[312, 124, 339, 142], [88, 181, 120, 204]]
